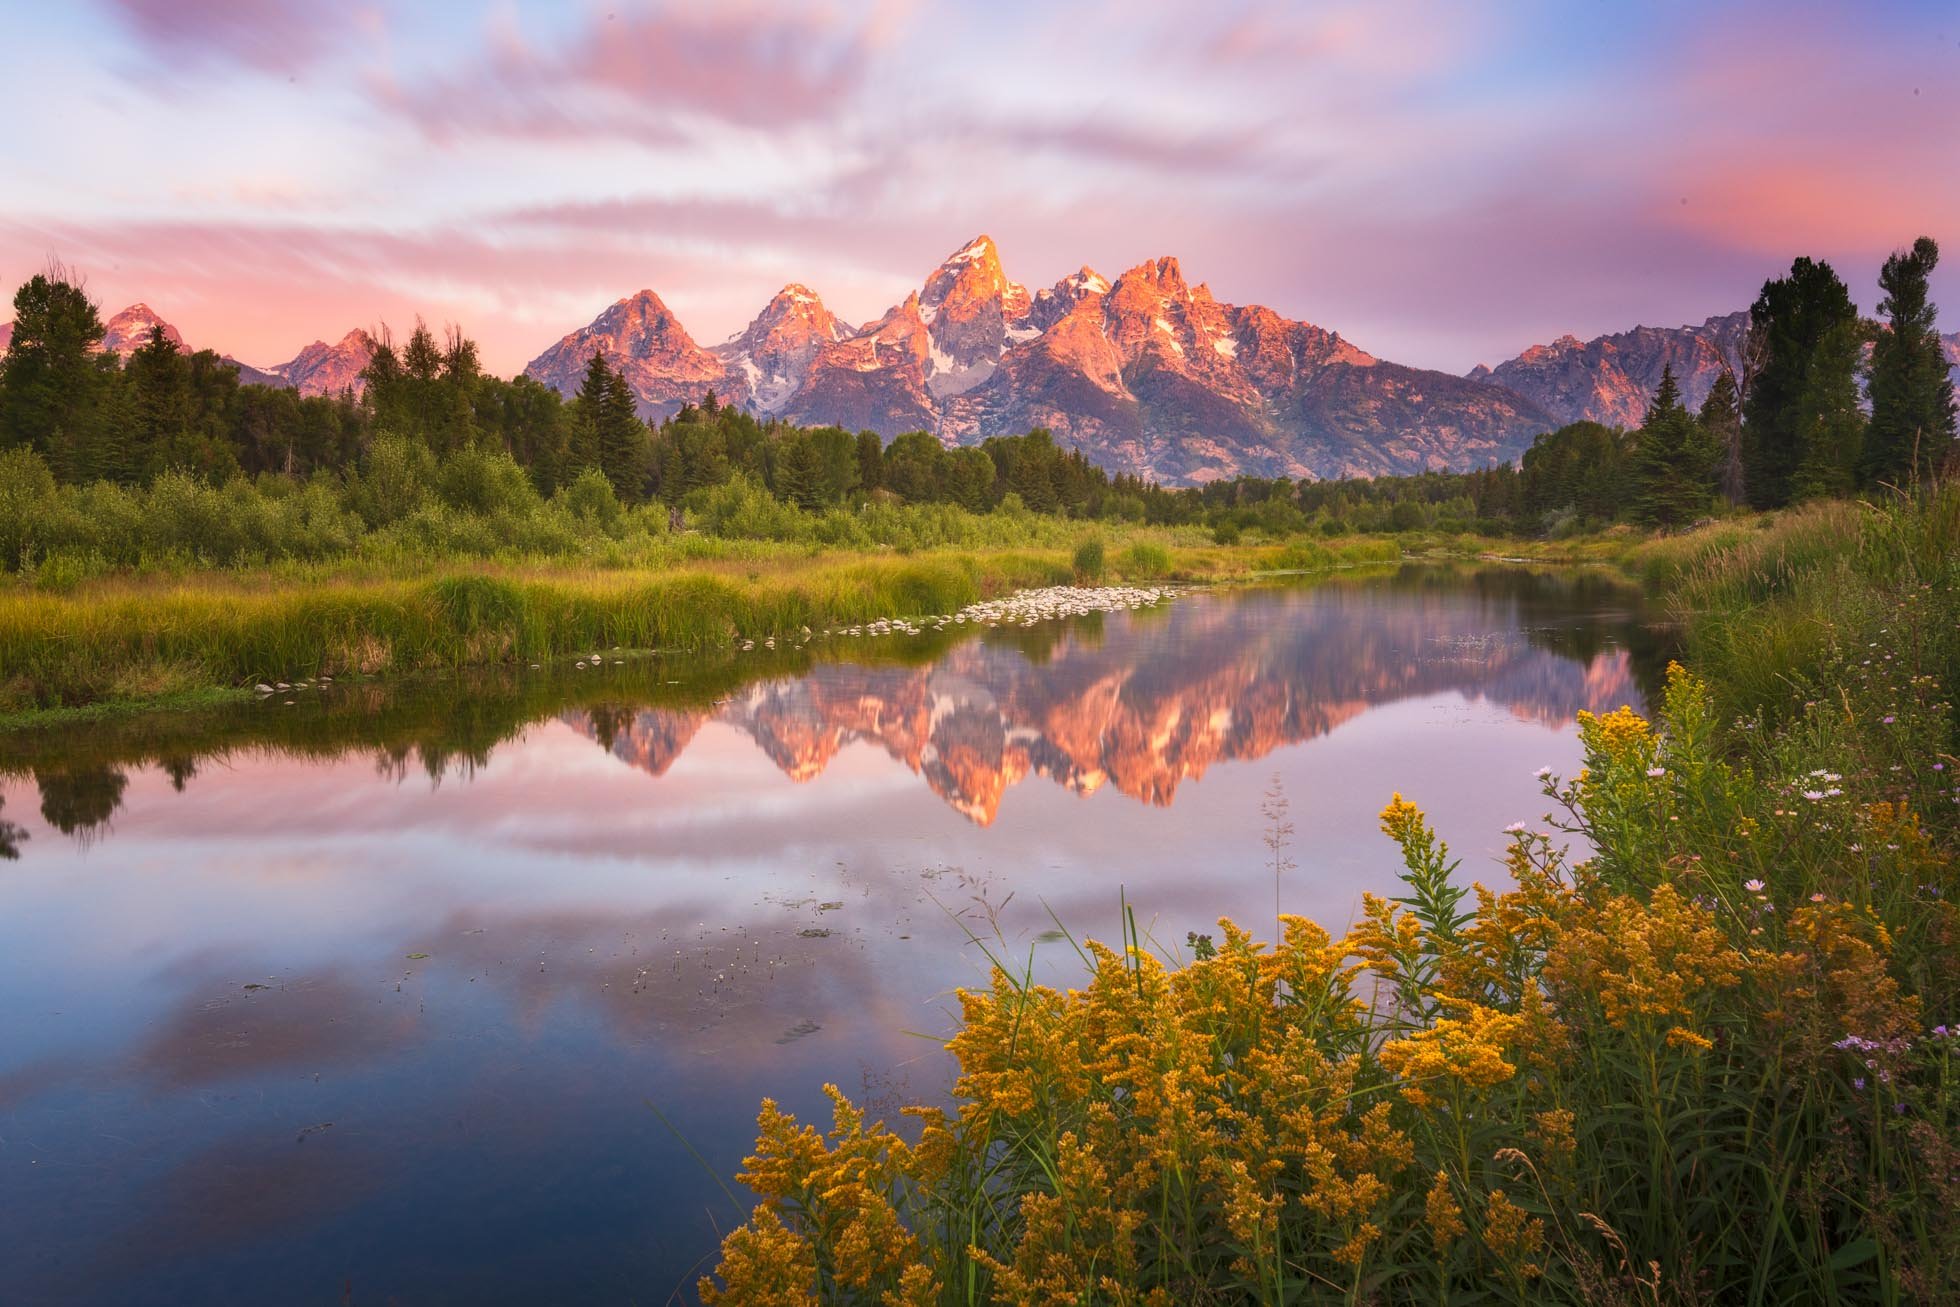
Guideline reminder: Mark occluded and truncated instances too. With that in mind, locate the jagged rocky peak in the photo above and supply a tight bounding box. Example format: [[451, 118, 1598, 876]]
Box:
[[1025, 267, 1111, 333], [277, 328, 379, 397], [1127, 255, 1190, 299], [918, 234, 1032, 398], [523, 288, 721, 420], [101, 303, 187, 358], [714, 284, 847, 413]]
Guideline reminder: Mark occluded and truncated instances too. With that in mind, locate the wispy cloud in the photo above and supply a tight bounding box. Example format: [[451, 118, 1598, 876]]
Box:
[[9, 0, 1956, 376], [372, 2, 892, 145], [105, 0, 354, 74]]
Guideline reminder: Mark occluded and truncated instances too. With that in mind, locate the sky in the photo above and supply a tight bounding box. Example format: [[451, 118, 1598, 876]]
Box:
[[2, 0, 1956, 376]]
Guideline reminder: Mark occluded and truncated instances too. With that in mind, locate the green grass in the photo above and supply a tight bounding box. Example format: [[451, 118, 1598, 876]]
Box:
[[0, 532, 1415, 717]]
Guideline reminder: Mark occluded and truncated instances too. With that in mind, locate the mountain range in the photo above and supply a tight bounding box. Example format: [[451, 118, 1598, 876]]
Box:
[[7, 243, 1957, 485]]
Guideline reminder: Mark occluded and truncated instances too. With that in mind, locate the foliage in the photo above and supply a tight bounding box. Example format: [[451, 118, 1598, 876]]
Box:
[[1743, 256, 1865, 509], [1630, 366, 1716, 528], [702, 488, 1960, 1305], [1865, 237, 1959, 488]]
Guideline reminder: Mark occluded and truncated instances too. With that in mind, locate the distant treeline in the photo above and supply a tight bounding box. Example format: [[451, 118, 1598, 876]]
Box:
[[0, 236, 1951, 562]]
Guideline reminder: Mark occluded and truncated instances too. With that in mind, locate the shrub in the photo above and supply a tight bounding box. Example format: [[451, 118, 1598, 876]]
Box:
[[0, 448, 58, 569], [551, 467, 627, 536], [437, 447, 542, 518]]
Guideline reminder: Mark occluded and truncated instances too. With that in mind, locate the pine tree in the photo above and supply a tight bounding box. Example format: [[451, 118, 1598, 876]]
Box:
[[1791, 318, 1866, 500], [773, 434, 822, 510], [1631, 366, 1715, 527], [0, 270, 109, 466], [1742, 258, 1860, 508], [1865, 236, 1957, 486], [128, 324, 193, 475], [567, 351, 610, 474], [598, 364, 647, 501], [855, 429, 883, 492], [1700, 370, 1745, 506]]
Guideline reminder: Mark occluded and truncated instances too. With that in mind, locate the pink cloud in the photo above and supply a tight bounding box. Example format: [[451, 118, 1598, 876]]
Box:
[[107, 0, 347, 74], [375, 3, 883, 145]]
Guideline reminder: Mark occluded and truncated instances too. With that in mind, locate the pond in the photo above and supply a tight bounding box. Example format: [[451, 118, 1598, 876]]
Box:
[[0, 564, 1667, 1305]]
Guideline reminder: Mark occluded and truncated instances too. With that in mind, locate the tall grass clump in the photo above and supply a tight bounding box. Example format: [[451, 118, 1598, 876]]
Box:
[[1661, 484, 1958, 726], [1072, 535, 1106, 583]]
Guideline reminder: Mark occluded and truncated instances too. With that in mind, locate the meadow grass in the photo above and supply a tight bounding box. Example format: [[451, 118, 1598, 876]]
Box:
[[699, 485, 1960, 1305], [0, 532, 1402, 715]]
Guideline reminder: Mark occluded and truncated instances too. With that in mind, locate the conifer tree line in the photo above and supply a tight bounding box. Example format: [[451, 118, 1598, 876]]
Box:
[[0, 237, 1950, 542]]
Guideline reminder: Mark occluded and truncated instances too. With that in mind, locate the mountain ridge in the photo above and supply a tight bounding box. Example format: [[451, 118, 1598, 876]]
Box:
[[524, 238, 1564, 483], [8, 266, 1956, 484]]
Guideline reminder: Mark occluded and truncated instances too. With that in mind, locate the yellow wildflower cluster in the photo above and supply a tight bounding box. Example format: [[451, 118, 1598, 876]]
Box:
[[1547, 882, 1740, 1044], [1377, 1004, 1528, 1107], [700, 1087, 939, 1306], [1577, 704, 1657, 769], [1481, 1189, 1547, 1279], [698, 728, 1958, 1305]]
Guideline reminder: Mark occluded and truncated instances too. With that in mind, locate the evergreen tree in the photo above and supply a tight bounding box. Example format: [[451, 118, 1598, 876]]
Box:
[[598, 361, 647, 500], [1864, 236, 1957, 486], [437, 325, 482, 454], [1791, 318, 1867, 500], [1700, 370, 1745, 506], [1742, 258, 1860, 507], [568, 351, 611, 476], [946, 447, 997, 510], [855, 429, 883, 492], [773, 433, 822, 510], [0, 270, 112, 466], [128, 324, 193, 474], [1631, 366, 1714, 527]]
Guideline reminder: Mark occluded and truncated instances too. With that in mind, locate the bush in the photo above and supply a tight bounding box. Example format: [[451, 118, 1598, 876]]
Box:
[[349, 435, 436, 527], [437, 447, 541, 518], [0, 448, 58, 569], [551, 467, 627, 536]]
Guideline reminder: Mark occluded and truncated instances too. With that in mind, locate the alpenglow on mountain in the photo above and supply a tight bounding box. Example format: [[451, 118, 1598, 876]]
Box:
[[525, 236, 1570, 485]]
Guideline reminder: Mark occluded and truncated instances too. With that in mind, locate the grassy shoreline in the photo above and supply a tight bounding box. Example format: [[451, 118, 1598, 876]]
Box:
[[0, 497, 1893, 725], [0, 533, 1407, 720]]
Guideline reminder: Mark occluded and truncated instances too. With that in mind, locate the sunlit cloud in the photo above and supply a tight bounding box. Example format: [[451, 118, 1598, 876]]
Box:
[[2, 0, 1953, 374]]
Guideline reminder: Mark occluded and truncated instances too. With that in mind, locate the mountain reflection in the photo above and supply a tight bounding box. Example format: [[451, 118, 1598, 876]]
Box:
[[563, 571, 1656, 824], [2, 566, 1665, 845]]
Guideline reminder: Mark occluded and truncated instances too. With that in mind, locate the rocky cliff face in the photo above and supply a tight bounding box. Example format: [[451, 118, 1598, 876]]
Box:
[[779, 293, 939, 433], [523, 289, 724, 421], [1472, 312, 1751, 428], [527, 236, 1559, 482]]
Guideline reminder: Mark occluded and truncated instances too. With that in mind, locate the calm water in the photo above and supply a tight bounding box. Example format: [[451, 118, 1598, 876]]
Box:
[[0, 566, 1663, 1306]]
